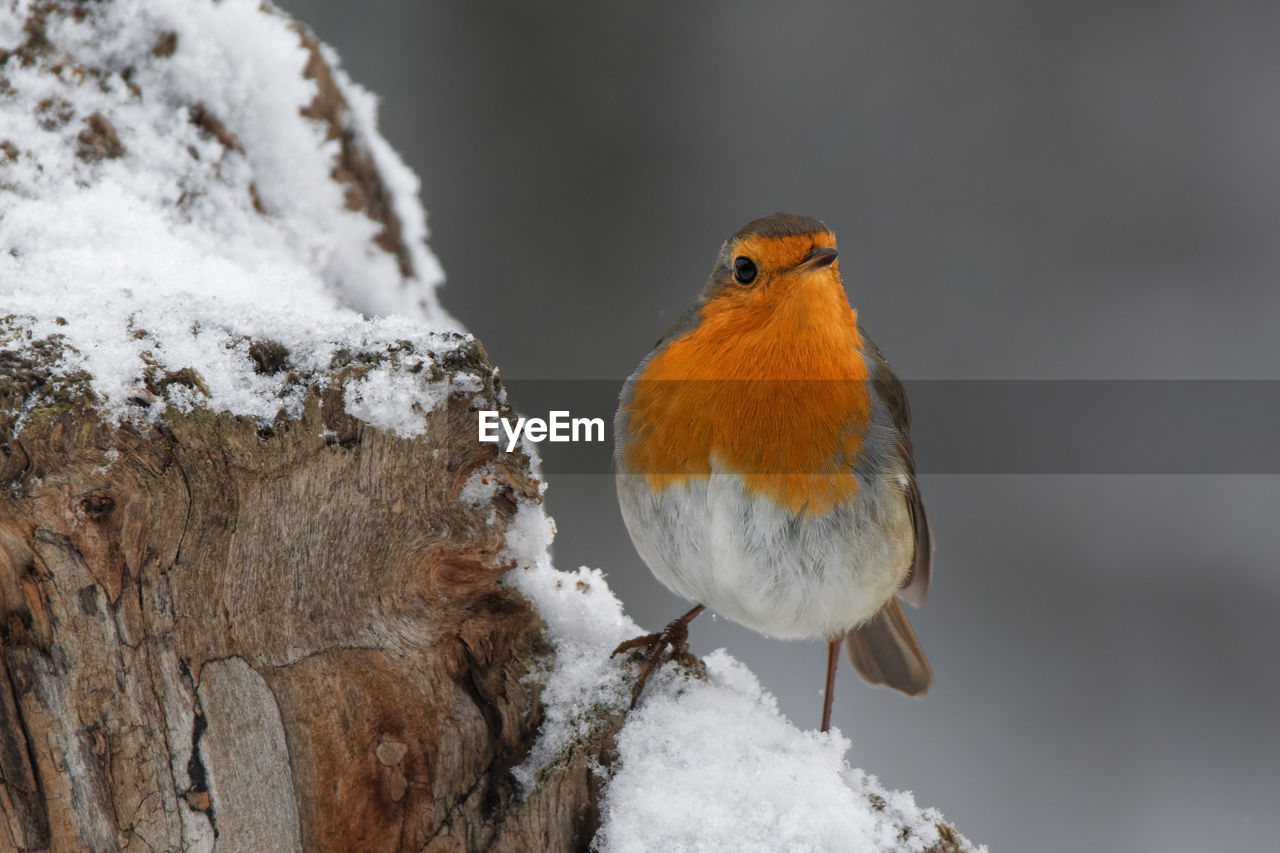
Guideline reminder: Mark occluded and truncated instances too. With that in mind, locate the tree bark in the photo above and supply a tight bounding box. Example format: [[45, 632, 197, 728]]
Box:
[[0, 330, 622, 852]]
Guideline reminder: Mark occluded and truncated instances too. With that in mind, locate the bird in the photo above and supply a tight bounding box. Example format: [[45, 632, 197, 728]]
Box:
[[612, 212, 933, 732]]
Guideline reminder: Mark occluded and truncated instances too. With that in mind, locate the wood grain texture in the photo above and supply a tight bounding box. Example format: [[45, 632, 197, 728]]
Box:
[[0, 329, 629, 851], [198, 657, 301, 852]]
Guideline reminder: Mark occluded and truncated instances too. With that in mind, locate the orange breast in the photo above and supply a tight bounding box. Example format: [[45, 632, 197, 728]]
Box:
[[624, 276, 871, 515]]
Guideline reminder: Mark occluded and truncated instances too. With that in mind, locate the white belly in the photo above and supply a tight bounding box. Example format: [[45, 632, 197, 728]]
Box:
[[615, 460, 914, 641]]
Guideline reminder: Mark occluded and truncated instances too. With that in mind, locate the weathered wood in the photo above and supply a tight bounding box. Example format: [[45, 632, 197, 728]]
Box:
[[0, 332, 627, 851], [198, 657, 301, 852]]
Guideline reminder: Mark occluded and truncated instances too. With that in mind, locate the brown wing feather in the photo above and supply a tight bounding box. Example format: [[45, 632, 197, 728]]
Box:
[[900, 481, 933, 607], [859, 326, 933, 606], [844, 598, 932, 696]]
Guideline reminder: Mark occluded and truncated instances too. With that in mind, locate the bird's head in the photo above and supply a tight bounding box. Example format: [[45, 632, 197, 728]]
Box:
[[700, 212, 845, 319]]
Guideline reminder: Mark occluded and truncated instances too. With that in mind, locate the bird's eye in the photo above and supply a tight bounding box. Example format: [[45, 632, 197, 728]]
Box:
[[733, 256, 757, 285]]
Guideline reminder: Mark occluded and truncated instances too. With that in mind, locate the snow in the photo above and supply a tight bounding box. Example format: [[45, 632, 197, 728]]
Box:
[[1, 0, 459, 431], [317, 38, 447, 314], [501, 499, 983, 852], [502, 499, 638, 791], [596, 652, 968, 853], [341, 348, 451, 438]]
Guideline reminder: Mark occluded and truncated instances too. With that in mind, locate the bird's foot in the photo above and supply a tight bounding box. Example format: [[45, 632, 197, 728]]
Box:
[[611, 604, 704, 708]]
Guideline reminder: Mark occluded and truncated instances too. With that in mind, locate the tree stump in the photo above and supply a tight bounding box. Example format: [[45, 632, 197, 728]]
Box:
[[0, 326, 629, 850], [0, 1, 620, 849], [0, 331, 626, 852]]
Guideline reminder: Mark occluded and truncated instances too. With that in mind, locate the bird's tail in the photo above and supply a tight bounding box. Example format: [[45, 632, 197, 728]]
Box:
[[844, 597, 932, 696]]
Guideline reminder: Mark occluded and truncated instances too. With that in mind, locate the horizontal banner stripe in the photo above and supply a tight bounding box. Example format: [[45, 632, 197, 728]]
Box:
[[488, 379, 1280, 475]]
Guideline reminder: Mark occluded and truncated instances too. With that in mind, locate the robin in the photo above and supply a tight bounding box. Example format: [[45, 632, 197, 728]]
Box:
[[612, 212, 933, 732]]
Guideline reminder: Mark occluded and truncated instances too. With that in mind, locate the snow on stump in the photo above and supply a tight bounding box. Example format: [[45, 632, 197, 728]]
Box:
[[1, 1, 984, 851]]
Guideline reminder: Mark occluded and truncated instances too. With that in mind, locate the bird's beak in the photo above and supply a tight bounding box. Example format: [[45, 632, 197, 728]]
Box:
[[796, 246, 838, 272]]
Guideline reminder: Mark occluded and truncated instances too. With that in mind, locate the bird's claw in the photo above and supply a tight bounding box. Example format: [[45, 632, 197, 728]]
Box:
[[612, 616, 694, 709]]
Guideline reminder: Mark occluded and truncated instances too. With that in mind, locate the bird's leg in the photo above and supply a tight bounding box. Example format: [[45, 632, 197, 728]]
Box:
[[821, 637, 841, 733], [611, 604, 705, 708]]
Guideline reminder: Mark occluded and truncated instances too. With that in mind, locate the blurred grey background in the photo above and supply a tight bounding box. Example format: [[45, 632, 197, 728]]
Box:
[[278, 2, 1280, 850]]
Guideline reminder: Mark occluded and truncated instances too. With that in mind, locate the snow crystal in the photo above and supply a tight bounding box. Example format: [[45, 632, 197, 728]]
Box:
[[1, 0, 458, 431], [458, 468, 499, 508], [457, 467, 504, 526], [342, 356, 449, 437]]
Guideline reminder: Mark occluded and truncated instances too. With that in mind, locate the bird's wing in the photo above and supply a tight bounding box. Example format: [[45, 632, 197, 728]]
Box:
[[859, 326, 933, 607]]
